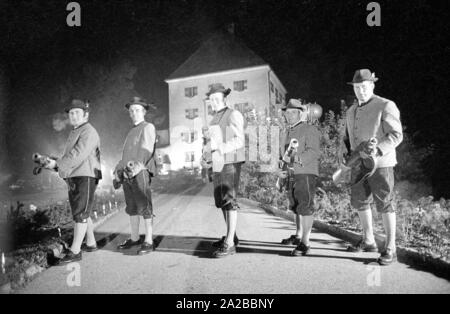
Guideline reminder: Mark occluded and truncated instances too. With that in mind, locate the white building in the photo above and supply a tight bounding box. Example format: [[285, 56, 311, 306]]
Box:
[[163, 31, 287, 170]]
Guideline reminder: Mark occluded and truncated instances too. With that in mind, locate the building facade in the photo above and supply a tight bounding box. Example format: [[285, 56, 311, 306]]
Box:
[[163, 31, 287, 170]]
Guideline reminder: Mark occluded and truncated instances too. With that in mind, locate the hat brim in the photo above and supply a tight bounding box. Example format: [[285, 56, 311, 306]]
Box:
[[64, 106, 89, 113], [206, 88, 231, 97], [347, 78, 378, 85], [125, 102, 150, 110], [282, 106, 308, 111]]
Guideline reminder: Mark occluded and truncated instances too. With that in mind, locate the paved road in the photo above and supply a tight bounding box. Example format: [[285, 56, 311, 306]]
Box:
[[18, 184, 450, 294]]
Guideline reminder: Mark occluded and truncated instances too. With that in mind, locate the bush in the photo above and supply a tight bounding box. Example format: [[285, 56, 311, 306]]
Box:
[[7, 202, 72, 249], [3, 191, 125, 289], [396, 196, 450, 259]]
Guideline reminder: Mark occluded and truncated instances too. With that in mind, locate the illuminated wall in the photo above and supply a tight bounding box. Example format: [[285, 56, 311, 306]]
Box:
[[164, 65, 286, 170]]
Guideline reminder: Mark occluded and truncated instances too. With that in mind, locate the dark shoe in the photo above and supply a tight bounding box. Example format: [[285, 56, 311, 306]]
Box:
[[377, 249, 397, 266], [137, 242, 155, 255], [117, 239, 141, 250], [81, 243, 98, 252], [347, 239, 378, 252], [212, 236, 226, 248], [212, 235, 239, 248], [281, 235, 301, 245], [59, 250, 82, 264], [212, 243, 236, 258], [291, 242, 310, 256]]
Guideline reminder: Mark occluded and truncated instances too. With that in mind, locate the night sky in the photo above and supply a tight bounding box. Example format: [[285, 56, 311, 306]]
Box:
[[0, 0, 449, 197]]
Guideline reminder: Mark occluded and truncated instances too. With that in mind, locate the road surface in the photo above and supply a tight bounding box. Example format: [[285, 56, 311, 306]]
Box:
[[18, 184, 450, 294]]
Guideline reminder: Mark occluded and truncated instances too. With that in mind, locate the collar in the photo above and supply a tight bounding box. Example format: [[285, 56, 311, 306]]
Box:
[[133, 120, 146, 127], [215, 107, 228, 114], [73, 122, 88, 130], [358, 95, 375, 107], [289, 120, 306, 130]]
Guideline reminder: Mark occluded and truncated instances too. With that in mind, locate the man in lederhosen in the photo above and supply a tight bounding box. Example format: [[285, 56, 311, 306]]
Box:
[[277, 99, 322, 256], [343, 69, 403, 265], [114, 97, 157, 255], [45, 99, 102, 263], [204, 83, 245, 258]]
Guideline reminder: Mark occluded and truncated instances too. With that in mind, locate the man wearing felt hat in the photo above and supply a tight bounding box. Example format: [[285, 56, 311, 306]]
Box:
[[276, 98, 322, 256], [114, 96, 158, 255], [44, 99, 102, 263], [342, 69, 403, 265], [203, 83, 245, 258]]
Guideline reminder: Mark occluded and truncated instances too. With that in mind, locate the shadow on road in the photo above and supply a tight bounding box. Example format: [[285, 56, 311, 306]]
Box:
[[88, 231, 379, 264]]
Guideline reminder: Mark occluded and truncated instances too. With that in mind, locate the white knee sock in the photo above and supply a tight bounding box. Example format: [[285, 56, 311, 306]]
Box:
[[144, 218, 153, 244], [130, 216, 140, 242], [71, 223, 88, 254]]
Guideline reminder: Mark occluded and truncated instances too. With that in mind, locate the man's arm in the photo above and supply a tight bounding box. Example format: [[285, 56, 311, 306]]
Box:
[[377, 101, 403, 156], [58, 127, 99, 174], [138, 123, 156, 168]]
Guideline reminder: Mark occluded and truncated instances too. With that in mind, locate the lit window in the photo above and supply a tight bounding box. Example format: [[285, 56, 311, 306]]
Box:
[[181, 130, 198, 144], [185, 151, 195, 162]]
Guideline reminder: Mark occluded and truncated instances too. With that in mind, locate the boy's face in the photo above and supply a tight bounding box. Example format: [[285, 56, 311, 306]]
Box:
[[129, 104, 146, 124], [209, 92, 226, 112], [283, 108, 307, 126], [68, 108, 88, 127]]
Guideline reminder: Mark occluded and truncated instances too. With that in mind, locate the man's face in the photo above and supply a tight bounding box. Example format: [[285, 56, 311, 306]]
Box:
[[353, 81, 375, 103], [283, 109, 306, 126], [129, 104, 146, 124], [209, 92, 225, 112], [68, 108, 88, 127]]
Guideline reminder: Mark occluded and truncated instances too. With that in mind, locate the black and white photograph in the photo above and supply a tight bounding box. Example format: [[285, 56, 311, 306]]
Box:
[[0, 0, 449, 298]]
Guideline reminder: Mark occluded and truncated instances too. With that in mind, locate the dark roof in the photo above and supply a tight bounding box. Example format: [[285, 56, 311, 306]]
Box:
[[167, 31, 267, 80]]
